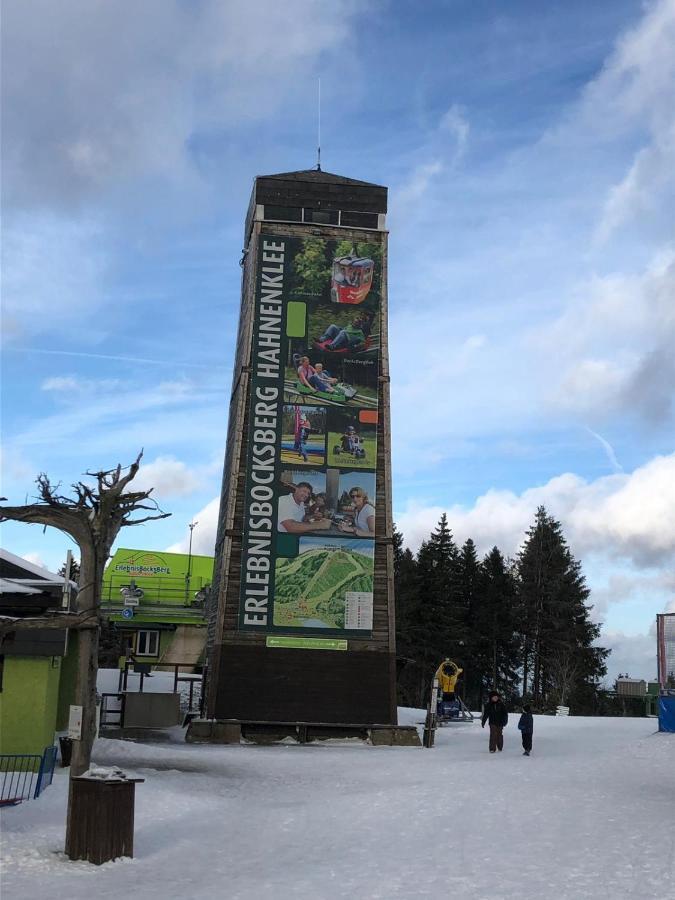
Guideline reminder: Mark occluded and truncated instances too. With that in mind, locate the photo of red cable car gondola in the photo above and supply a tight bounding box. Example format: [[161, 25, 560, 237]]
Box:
[[330, 252, 374, 305]]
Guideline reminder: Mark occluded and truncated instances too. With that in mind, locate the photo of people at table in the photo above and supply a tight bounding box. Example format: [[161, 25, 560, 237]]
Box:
[[276, 470, 331, 534], [276, 469, 376, 538], [335, 471, 376, 537]]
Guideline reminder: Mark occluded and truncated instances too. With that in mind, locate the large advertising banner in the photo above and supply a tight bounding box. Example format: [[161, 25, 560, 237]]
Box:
[[239, 235, 382, 636]]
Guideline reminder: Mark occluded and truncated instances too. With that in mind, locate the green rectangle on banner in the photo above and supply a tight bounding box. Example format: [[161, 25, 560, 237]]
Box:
[[286, 301, 306, 337], [266, 636, 348, 651]]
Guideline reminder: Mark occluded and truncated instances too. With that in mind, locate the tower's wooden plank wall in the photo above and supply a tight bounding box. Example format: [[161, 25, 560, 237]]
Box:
[[207, 173, 395, 725]]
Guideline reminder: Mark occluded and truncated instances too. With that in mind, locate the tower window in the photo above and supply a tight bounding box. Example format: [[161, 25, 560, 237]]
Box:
[[340, 210, 379, 230], [263, 205, 302, 222], [303, 208, 339, 225]]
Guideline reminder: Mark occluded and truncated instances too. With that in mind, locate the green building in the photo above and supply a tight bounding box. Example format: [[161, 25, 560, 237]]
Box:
[[0, 549, 79, 756], [101, 548, 213, 669]]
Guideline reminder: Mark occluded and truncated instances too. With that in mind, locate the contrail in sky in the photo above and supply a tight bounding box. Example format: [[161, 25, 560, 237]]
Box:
[[7, 347, 226, 370], [585, 427, 623, 473]]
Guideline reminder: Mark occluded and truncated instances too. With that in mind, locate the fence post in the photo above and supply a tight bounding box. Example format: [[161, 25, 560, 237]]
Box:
[[34, 751, 46, 799]]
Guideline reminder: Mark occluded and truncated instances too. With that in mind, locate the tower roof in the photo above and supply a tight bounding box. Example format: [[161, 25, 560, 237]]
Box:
[[246, 167, 387, 240], [258, 169, 386, 190]]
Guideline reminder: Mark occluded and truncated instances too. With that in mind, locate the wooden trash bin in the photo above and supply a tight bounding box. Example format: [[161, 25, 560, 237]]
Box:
[[65, 776, 144, 864]]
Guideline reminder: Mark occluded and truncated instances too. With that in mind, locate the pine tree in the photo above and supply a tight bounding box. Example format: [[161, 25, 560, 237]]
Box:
[[58, 557, 81, 583], [455, 539, 480, 705], [393, 524, 425, 705], [474, 548, 521, 701], [414, 514, 461, 695], [516, 506, 608, 708], [393, 524, 417, 652]]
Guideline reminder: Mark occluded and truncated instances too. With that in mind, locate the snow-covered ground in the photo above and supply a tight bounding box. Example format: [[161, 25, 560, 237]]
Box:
[[2, 711, 673, 900]]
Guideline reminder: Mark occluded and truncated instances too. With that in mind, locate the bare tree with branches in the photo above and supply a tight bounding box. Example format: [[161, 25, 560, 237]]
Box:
[[1, 452, 169, 852], [546, 648, 580, 708]]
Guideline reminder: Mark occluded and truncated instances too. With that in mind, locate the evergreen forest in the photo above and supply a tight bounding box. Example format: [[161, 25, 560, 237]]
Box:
[[395, 506, 611, 714]]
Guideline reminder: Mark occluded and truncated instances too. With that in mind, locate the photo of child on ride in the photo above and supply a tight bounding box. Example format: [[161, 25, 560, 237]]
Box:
[[280, 405, 326, 466], [340, 426, 361, 455], [327, 408, 376, 469]]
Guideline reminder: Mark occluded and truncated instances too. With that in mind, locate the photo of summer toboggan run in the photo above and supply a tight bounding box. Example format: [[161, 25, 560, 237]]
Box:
[[273, 537, 374, 629]]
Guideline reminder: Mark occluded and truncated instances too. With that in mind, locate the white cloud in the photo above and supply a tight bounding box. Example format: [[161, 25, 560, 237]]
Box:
[[396, 456, 675, 674], [555, 361, 627, 417], [41, 375, 122, 394], [131, 456, 200, 500], [583, 0, 675, 242], [583, 454, 675, 565], [384, 4, 675, 471], [439, 104, 470, 163], [601, 631, 657, 683], [396, 453, 675, 568], [21, 552, 47, 569], [589, 570, 675, 622], [1, 214, 108, 339], [0, 445, 35, 482], [166, 497, 220, 556], [390, 160, 444, 219], [597, 129, 675, 243], [2, 0, 362, 213], [390, 105, 469, 221], [388, 240, 672, 477], [1, 0, 364, 340], [541, 250, 675, 424], [14, 376, 219, 453]]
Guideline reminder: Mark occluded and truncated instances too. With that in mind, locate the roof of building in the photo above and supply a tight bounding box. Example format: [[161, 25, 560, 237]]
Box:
[[0, 548, 76, 599], [0, 549, 77, 626], [258, 168, 385, 189]]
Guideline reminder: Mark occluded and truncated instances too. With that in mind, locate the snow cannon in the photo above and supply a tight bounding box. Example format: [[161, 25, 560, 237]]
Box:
[[433, 659, 474, 724]]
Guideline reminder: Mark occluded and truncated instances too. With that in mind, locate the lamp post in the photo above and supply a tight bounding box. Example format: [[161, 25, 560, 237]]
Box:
[[185, 520, 198, 604], [457, 639, 467, 707]]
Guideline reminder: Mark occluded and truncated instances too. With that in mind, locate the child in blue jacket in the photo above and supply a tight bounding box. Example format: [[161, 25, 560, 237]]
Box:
[[518, 704, 534, 756]]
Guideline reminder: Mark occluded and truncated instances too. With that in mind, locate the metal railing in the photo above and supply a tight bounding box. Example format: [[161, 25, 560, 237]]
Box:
[[101, 575, 210, 608], [99, 661, 203, 730], [0, 745, 58, 806], [118, 660, 203, 700], [100, 693, 126, 728], [35, 745, 57, 796]]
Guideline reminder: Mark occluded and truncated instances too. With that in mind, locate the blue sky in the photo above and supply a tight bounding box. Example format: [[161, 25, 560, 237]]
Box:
[[2, 0, 674, 681]]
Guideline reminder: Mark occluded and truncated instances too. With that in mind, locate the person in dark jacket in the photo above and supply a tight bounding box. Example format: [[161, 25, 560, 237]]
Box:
[[481, 691, 508, 753], [518, 704, 534, 755]]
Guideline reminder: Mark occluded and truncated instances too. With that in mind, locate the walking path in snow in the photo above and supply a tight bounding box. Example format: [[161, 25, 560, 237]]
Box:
[[1, 712, 673, 899]]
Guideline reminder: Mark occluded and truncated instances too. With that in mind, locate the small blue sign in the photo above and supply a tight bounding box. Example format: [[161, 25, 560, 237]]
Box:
[[122, 607, 134, 620]]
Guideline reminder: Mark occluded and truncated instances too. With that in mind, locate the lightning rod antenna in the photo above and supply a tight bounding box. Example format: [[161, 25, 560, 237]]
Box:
[[316, 78, 322, 171]]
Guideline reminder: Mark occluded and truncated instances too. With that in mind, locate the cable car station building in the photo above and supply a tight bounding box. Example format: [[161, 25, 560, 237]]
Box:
[[192, 169, 416, 745]]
